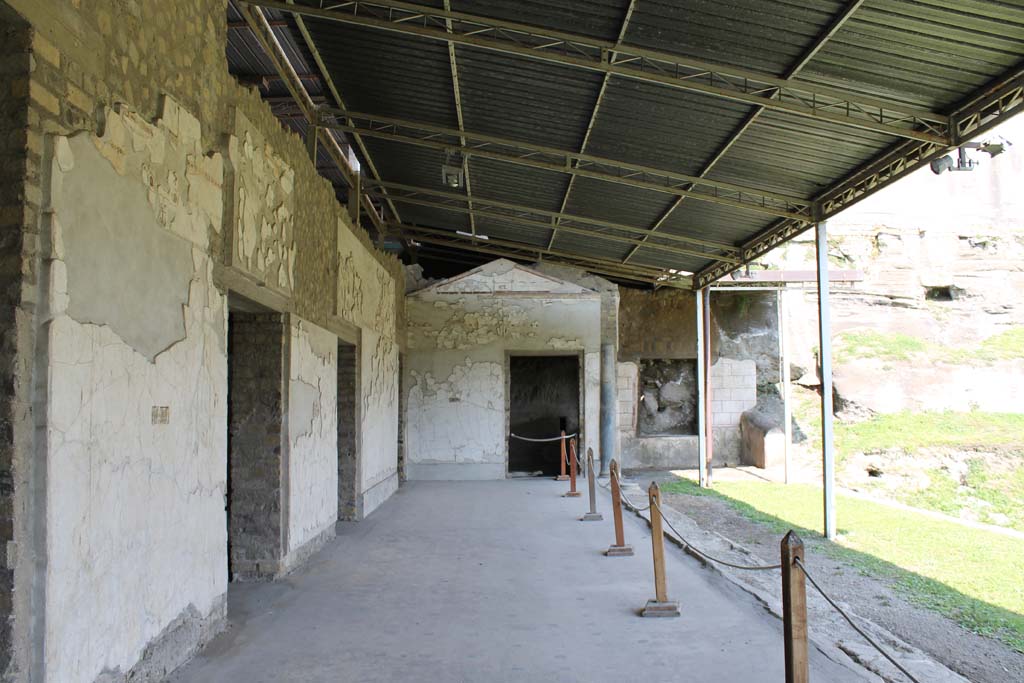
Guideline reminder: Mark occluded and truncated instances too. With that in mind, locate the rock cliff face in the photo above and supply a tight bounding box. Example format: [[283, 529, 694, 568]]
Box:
[[759, 116, 1024, 416]]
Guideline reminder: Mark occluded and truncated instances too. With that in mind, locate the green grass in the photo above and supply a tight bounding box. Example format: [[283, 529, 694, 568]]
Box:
[[661, 478, 1024, 652], [835, 327, 1024, 366], [836, 411, 1024, 456], [836, 330, 928, 362], [902, 460, 1024, 532]]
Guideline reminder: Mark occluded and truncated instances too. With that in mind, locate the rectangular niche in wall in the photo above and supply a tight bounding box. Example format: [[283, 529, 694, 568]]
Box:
[[638, 359, 698, 436], [337, 341, 360, 520], [509, 355, 580, 476]]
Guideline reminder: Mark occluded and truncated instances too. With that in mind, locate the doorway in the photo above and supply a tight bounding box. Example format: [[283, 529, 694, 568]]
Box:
[[337, 340, 360, 520], [508, 355, 581, 476], [226, 298, 286, 581]]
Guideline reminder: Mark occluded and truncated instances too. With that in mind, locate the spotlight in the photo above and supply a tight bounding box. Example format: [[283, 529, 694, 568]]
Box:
[[442, 149, 465, 188], [930, 147, 976, 175]]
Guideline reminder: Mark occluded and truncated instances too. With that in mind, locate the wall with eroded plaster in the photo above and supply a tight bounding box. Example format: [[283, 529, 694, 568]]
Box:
[[405, 261, 602, 480], [42, 105, 227, 683], [285, 319, 338, 567]]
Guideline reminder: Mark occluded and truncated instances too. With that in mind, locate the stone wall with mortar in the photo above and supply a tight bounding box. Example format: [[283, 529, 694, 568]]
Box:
[[0, 9, 31, 672], [228, 313, 285, 582], [404, 261, 601, 480], [1, 1, 405, 680]]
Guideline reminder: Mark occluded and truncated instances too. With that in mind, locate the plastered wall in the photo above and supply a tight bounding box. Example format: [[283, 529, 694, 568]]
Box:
[[404, 261, 601, 480], [284, 320, 338, 568], [0, 1, 405, 679], [43, 107, 228, 683]]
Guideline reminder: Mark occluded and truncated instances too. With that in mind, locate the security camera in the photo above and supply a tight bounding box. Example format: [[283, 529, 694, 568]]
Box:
[[978, 136, 1012, 157]]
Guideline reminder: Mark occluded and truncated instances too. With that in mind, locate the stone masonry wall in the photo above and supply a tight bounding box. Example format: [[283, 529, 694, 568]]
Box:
[[337, 343, 359, 520], [0, 9, 30, 674], [228, 313, 285, 581]]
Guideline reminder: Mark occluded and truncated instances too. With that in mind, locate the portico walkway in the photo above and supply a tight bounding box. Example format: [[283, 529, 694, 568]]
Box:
[[171, 480, 866, 682]]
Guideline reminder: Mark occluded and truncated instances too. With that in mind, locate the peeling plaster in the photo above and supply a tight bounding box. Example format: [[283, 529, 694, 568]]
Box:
[[52, 102, 223, 361], [287, 320, 338, 554], [359, 330, 399, 512], [43, 99, 228, 683], [405, 261, 603, 479], [228, 111, 296, 293]]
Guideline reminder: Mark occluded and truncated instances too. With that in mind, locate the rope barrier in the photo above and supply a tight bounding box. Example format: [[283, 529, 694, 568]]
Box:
[[650, 498, 783, 571], [796, 558, 923, 683], [509, 433, 577, 443]]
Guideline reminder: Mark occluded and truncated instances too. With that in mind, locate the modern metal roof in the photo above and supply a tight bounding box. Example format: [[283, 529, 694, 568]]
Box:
[[227, 0, 1024, 288]]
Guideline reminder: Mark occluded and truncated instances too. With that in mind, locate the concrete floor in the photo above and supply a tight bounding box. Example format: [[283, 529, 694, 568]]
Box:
[[170, 480, 867, 682]]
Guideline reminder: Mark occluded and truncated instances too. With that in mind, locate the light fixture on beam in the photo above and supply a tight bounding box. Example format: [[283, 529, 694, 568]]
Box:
[[931, 136, 1012, 175], [442, 149, 465, 188], [456, 230, 488, 240]]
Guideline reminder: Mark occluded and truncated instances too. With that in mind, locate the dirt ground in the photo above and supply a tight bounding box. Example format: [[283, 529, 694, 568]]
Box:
[[656, 478, 1024, 683]]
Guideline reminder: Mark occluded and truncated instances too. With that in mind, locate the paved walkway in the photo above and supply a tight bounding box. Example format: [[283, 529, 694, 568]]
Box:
[[171, 480, 867, 682]]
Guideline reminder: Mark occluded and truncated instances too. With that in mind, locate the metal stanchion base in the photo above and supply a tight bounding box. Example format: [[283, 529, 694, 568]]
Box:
[[555, 475, 569, 481], [604, 545, 634, 557], [579, 512, 603, 521], [562, 491, 582, 498], [641, 600, 680, 618]]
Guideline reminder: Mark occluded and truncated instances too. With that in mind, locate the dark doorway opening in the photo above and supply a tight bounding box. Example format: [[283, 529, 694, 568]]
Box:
[[226, 297, 286, 582], [509, 355, 580, 476], [337, 341, 360, 520]]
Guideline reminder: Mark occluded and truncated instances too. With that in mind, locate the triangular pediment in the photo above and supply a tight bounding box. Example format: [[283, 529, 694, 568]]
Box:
[[417, 259, 592, 295]]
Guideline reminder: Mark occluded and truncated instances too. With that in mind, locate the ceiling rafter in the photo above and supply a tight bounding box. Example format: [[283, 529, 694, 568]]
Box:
[[364, 180, 739, 255], [693, 65, 1024, 289], [324, 109, 816, 221], [547, 0, 638, 251], [397, 223, 691, 287], [367, 191, 739, 265], [622, 0, 868, 266], [283, 0, 404, 228], [441, 0, 477, 238], [243, 0, 951, 144]]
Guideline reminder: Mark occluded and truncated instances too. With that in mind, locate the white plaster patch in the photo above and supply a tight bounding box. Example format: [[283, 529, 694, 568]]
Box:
[[406, 358, 505, 466], [429, 259, 591, 295], [287, 320, 339, 554], [360, 330, 400, 498]]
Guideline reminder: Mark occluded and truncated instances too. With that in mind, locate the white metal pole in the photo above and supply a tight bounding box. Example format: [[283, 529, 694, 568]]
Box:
[[778, 289, 793, 485], [695, 289, 706, 488], [815, 222, 837, 540]]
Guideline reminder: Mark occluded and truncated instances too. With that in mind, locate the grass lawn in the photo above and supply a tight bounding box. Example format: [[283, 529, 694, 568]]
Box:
[[837, 411, 1024, 456], [661, 478, 1024, 652], [835, 327, 1024, 365]]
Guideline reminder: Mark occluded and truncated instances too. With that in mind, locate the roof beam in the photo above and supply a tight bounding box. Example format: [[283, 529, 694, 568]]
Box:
[[367, 190, 740, 265], [441, 0, 477, 238], [284, 0, 404, 229], [693, 64, 1024, 289], [622, 0, 867, 265], [548, 0, 638, 251], [324, 109, 815, 221], [243, 0, 950, 144], [364, 180, 739, 254], [397, 223, 691, 287]]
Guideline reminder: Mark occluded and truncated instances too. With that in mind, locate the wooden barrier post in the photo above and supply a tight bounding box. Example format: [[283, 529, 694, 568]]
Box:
[[556, 430, 569, 481], [781, 531, 809, 683], [641, 482, 679, 617], [580, 448, 603, 521], [563, 438, 581, 497], [605, 460, 633, 556]]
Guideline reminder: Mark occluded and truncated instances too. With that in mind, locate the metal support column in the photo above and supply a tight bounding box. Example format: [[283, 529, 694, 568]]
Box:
[[702, 287, 714, 487], [778, 289, 793, 484], [599, 343, 617, 476], [695, 290, 707, 487], [815, 222, 837, 539]]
